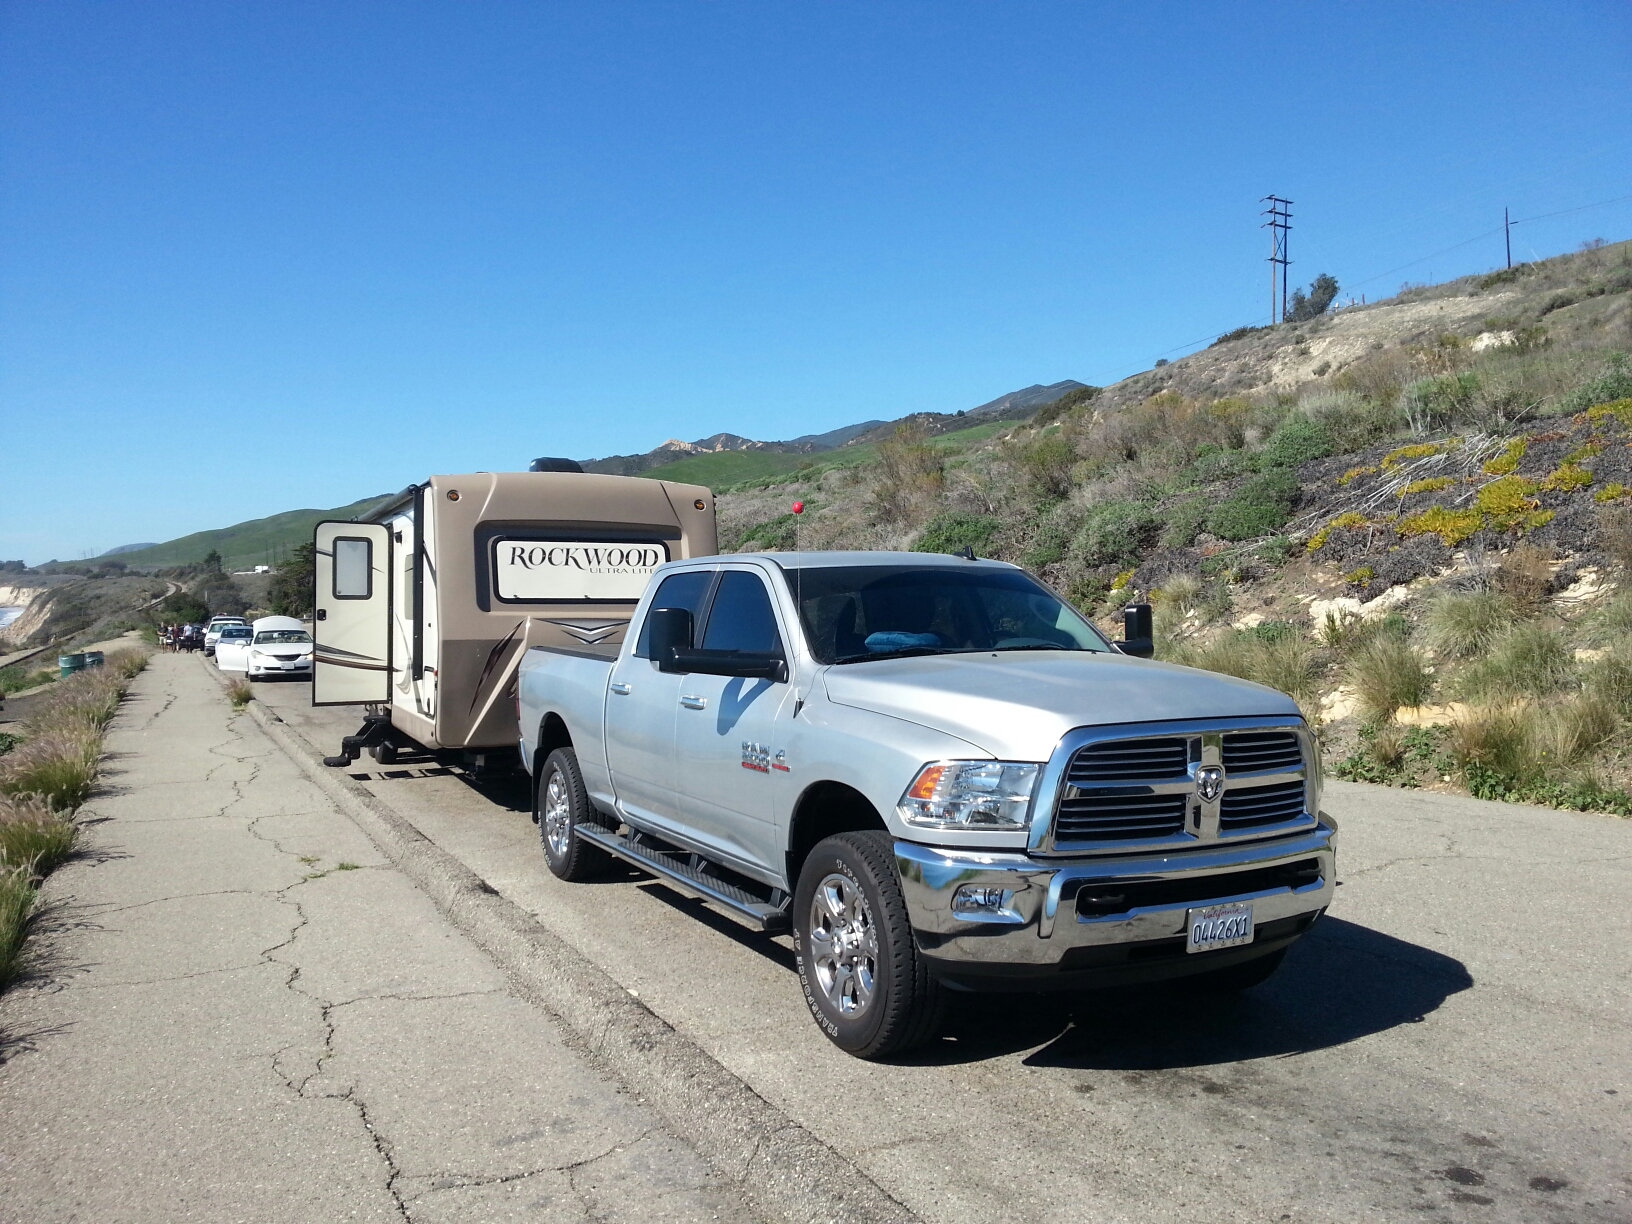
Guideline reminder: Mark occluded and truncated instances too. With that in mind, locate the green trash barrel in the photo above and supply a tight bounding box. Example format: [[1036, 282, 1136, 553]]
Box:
[[59, 653, 86, 678], [82, 651, 105, 669]]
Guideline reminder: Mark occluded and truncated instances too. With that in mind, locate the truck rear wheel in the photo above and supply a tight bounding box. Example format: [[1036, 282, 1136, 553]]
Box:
[[537, 748, 613, 882], [793, 831, 943, 1059]]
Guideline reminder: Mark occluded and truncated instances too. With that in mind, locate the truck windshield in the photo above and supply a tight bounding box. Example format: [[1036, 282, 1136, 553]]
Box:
[[784, 566, 1112, 664]]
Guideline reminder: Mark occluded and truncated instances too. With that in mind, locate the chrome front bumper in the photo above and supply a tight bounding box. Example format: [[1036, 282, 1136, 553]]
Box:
[[895, 817, 1336, 983]]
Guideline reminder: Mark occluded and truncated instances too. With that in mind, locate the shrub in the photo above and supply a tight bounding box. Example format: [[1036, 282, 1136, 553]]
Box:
[[1296, 390, 1398, 452], [1013, 435, 1077, 498], [1423, 591, 1514, 659], [1403, 372, 1480, 434], [1559, 355, 1632, 414], [1257, 418, 1335, 469], [1212, 324, 1269, 347], [227, 679, 254, 709], [1482, 437, 1527, 475], [1345, 636, 1432, 723], [736, 513, 800, 552], [914, 511, 1001, 557], [1159, 501, 1209, 550], [1020, 503, 1083, 569], [1071, 502, 1163, 567], [1206, 469, 1300, 541]]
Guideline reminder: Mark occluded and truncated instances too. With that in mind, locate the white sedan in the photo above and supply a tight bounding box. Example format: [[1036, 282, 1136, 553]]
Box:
[[244, 627, 314, 680], [212, 624, 255, 671]]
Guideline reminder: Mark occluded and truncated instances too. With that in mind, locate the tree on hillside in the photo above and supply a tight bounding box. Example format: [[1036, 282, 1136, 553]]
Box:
[[203, 548, 223, 573], [1286, 273, 1340, 323], [268, 543, 315, 618]]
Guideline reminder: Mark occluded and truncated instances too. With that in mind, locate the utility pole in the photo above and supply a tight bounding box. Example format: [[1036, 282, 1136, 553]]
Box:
[[1262, 196, 1292, 323], [1505, 206, 1512, 269]]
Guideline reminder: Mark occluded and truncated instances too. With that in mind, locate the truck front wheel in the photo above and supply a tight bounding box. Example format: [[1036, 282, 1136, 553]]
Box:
[[793, 831, 944, 1059], [537, 748, 613, 882]]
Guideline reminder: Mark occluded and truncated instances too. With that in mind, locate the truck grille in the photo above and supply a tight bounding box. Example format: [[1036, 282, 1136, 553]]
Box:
[[1055, 792, 1188, 841], [1222, 730, 1302, 773], [1068, 737, 1189, 784], [1220, 780, 1306, 830], [1050, 724, 1311, 851]]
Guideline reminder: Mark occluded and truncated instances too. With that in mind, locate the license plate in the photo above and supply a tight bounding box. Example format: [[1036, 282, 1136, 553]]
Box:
[[1186, 901, 1254, 953]]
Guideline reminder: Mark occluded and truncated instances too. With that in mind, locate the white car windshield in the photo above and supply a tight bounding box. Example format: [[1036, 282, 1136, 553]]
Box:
[[785, 565, 1112, 664], [254, 630, 312, 645]]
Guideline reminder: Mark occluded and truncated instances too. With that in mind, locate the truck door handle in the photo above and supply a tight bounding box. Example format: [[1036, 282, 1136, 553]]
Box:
[[610, 682, 632, 695], [679, 694, 707, 710]]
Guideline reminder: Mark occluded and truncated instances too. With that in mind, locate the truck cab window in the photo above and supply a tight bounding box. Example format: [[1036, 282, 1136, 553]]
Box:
[[634, 570, 714, 658], [701, 571, 783, 656]]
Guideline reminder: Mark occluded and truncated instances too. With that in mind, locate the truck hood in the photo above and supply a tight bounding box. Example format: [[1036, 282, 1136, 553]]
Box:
[[820, 650, 1300, 760]]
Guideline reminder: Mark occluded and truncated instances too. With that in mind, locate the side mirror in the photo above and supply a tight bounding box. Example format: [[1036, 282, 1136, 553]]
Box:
[[1118, 602, 1155, 658], [647, 607, 694, 672], [670, 648, 788, 683]]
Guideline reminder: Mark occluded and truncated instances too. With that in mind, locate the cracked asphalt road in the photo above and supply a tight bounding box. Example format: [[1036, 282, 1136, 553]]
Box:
[[0, 655, 758, 1223], [254, 667, 1632, 1224]]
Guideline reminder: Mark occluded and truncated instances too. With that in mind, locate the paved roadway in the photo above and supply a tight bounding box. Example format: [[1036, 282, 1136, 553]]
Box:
[[258, 670, 1632, 1224], [0, 655, 757, 1223]]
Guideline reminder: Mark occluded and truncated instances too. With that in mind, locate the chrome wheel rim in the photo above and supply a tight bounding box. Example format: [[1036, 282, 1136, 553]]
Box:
[[808, 873, 878, 1018], [542, 770, 572, 859]]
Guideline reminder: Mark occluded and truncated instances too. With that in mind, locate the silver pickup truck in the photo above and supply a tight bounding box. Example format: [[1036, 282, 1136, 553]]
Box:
[[517, 551, 1335, 1058]]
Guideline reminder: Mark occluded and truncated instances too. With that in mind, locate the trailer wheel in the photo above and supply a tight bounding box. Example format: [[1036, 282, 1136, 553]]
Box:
[[536, 748, 613, 882], [793, 831, 944, 1059], [370, 742, 397, 765]]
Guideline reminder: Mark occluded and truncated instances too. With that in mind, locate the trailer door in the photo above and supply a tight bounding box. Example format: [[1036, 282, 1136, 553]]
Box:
[[313, 521, 392, 705]]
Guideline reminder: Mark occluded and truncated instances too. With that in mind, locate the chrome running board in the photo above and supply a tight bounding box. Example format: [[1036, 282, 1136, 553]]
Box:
[[574, 825, 791, 934]]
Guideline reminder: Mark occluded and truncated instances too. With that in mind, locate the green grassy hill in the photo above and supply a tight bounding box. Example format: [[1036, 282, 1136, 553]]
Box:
[[108, 495, 392, 572], [638, 421, 1009, 489]]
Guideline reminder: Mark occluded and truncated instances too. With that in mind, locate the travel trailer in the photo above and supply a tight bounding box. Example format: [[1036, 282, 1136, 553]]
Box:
[[313, 463, 717, 767]]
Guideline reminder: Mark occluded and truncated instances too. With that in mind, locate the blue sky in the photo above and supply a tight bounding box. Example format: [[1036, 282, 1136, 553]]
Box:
[[2, 2, 1629, 563]]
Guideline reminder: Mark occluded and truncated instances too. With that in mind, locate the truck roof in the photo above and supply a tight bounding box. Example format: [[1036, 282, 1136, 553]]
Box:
[[717, 550, 1021, 571]]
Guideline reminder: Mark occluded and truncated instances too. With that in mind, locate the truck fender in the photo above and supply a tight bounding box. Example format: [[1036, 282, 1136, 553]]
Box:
[[785, 780, 886, 890]]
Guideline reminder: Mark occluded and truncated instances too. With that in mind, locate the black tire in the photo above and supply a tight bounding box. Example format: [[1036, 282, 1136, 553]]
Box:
[[536, 748, 613, 882], [793, 830, 944, 1059], [370, 742, 398, 765], [1182, 947, 1287, 993]]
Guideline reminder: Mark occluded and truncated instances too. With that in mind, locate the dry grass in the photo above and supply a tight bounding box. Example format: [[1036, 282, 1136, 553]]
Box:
[[0, 793, 76, 879], [1448, 704, 1538, 779], [1493, 543, 1554, 611], [227, 678, 254, 709], [0, 865, 33, 988], [1345, 636, 1432, 723], [1423, 590, 1515, 659], [1546, 693, 1620, 766], [0, 728, 101, 811], [1457, 621, 1576, 701], [1170, 628, 1321, 717]]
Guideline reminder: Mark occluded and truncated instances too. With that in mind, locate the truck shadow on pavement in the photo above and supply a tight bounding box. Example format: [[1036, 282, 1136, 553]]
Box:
[[907, 917, 1473, 1069]]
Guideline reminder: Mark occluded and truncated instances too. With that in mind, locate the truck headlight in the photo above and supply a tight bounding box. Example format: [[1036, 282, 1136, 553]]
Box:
[[897, 761, 1040, 830]]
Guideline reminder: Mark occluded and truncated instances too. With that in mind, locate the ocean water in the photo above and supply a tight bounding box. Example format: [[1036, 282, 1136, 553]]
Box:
[[0, 607, 24, 631]]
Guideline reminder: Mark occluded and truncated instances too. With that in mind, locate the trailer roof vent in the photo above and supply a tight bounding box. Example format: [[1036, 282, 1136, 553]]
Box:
[[529, 457, 584, 473]]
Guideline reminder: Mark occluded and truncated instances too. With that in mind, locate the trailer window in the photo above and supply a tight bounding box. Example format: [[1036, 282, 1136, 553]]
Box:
[[332, 537, 373, 600], [492, 539, 669, 603]]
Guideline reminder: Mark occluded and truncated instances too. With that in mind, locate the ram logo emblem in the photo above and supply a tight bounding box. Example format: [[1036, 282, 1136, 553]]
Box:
[[1195, 764, 1225, 804]]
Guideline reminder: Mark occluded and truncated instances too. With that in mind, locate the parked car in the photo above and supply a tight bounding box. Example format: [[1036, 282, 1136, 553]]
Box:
[[204, 616, 248, 657], [517, 552, 1334, 1058], [246, 615, 314, 681], [212, 624, 255, 671]]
